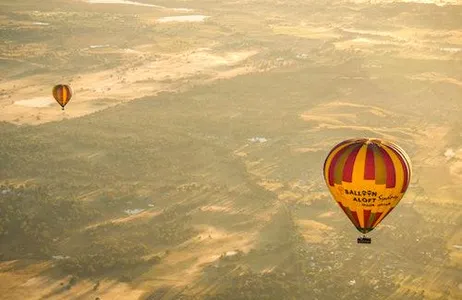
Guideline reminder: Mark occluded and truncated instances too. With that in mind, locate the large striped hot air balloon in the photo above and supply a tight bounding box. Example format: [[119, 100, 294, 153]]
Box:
[[52, 84, 72, 110], [323, 138, 411, 243]]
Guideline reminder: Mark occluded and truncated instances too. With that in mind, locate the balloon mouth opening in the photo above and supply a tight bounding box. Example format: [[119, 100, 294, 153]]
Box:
[[357, 227, 374, 234]]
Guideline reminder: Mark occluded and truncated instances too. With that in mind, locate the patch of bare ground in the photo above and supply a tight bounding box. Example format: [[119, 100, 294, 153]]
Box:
[[0, 47, 258, 125]]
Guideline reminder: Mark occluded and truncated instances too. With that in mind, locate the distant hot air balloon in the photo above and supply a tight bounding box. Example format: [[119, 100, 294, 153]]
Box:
[[52, 84, 72, 110], [323, 138, 411, 244]]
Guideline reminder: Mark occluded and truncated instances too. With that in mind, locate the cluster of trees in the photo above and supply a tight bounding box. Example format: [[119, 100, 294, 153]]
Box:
[[0, 183, 196, 278], [200, 245, 396, 300], [193, 207, 402, 300], [58, 239, 153, 276], [146, 204, 197, 245], [206, 271, 312, 300], [0, 184, 98, 257], [205, 266, 398, 300], [58, 204, 195, 277], [85, 203, 197, 246], [254, 208, 306, 253]]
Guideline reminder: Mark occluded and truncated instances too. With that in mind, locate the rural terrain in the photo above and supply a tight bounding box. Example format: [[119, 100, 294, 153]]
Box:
[[0, 0, 461, 299]]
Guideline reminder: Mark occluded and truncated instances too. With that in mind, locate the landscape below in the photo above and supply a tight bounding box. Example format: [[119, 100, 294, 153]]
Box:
[[0, 0, 461, 299]]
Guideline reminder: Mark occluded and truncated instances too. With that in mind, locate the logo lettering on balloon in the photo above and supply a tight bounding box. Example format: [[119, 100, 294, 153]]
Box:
[[343, 189, 399, 207], [344, 189, 378, 197]]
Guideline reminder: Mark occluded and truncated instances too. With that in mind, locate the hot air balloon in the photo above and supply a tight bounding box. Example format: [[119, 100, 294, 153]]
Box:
[[323, 138, 411, 244], [52, 84, 72, 110]]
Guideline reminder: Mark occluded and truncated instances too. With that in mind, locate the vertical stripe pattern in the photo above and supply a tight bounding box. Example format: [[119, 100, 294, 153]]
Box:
[[323, 138, 412, 234], [364, 144, 375, 180], [324, 139, 410, 189], [52, 84, 73, 109]]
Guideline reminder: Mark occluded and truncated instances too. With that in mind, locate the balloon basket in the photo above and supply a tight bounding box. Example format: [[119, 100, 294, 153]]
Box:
[[357, 236, 371, 244]]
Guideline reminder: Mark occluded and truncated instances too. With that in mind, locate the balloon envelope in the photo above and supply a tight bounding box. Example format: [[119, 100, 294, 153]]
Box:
[[323, 138, 411, 234], [52, 84, 72, 109]]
